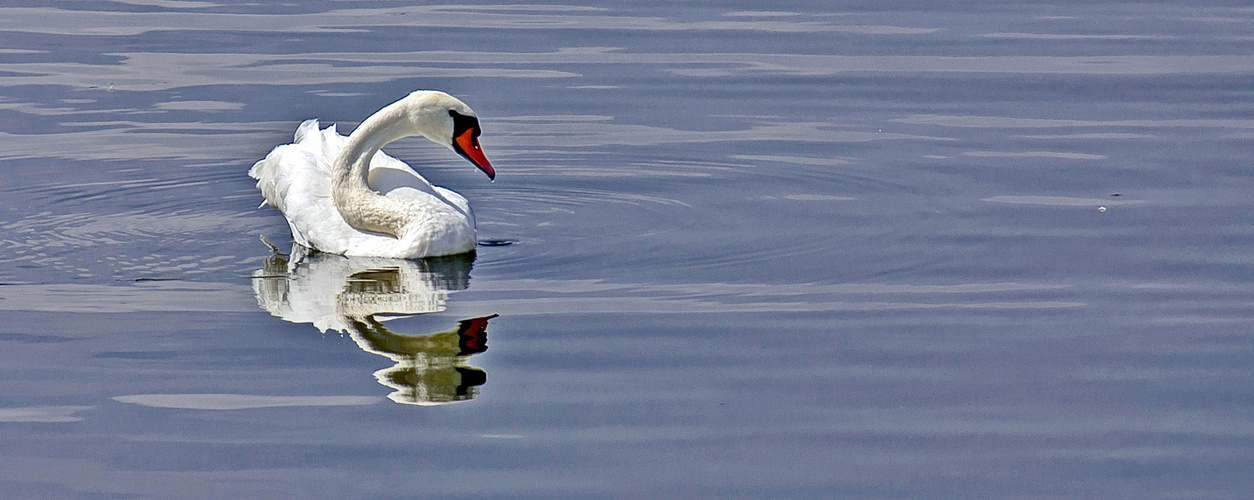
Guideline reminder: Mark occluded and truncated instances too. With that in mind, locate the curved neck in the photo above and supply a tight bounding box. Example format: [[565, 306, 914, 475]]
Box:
[[331, 102, 416, 237]]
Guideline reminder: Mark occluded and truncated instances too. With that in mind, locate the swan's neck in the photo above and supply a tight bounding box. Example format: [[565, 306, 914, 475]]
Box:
[[331, 102, 417, 237]]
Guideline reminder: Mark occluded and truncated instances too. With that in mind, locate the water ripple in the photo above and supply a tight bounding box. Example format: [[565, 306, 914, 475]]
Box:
[[113, 394, 379, 410], [0, 209, 266, 282], [0, 5, 936, 37]]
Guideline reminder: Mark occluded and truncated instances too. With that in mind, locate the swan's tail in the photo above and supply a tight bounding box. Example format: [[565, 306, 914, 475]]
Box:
[[249, 119, 346, 250], [293, 118, 320, 143], [249, 119, 326, 210]]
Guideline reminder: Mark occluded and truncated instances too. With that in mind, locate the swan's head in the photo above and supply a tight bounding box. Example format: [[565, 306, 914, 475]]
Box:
[[404, 91, 495, 180]]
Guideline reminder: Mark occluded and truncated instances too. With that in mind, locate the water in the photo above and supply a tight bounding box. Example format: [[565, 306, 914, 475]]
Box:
[[1, 1, 1252, 497]]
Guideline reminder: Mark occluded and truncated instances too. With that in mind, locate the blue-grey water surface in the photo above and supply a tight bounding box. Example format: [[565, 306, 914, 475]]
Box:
[[1, 1, 1252, 498]]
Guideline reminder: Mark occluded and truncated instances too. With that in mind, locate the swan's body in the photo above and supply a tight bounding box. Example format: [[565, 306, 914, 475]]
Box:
[[250, 91, 494, 259]]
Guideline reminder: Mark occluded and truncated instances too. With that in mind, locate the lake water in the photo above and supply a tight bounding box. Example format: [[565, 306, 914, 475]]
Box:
[[1, 1, 1252, 497]]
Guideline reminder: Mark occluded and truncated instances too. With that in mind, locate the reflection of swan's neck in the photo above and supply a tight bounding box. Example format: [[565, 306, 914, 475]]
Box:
[[331, 101, 418, 238]]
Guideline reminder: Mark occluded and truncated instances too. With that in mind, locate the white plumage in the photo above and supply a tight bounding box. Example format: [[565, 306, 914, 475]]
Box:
[[249, 91, 494, 259]]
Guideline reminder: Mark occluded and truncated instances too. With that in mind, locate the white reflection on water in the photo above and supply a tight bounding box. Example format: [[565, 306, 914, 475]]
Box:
[[1013, 133, 1156, 140], [729, 154, 854, 166], [894, 114, 1254, 129], [111, 0, 218, 9], [152, 100, 244, 111], [982, 195, 1146, 207], [979, 32, 1181, 41], [487, 115, 950, 148], [112, 394, 378, 410], [252, 247, 473, 332], [0, 406, 94, 422], [252, 247, 495, 405], [0, 121, 281, 162], [964, 151, 1106, 160]]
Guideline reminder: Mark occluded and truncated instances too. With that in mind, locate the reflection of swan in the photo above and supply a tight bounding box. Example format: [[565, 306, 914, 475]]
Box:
[[249, 91, 495, 259], [350, 315, 495, 406], [252, 246, 496, 405]]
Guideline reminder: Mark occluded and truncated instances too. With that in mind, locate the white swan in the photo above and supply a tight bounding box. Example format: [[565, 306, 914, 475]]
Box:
[[249, 91, 494, 259]]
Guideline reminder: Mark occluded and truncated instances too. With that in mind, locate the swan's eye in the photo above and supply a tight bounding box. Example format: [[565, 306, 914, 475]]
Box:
[[448, 109, 480, 140]]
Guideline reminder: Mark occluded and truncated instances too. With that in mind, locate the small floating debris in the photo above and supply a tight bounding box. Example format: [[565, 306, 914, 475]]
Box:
[[477, 239, 515, 247]]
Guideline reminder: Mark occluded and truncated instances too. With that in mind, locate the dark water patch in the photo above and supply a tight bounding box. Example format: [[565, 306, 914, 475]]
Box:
[[0, 332, 81, 344], [92, 351, 179, 360]]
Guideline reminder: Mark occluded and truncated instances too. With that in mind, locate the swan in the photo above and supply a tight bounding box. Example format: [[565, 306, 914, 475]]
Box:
[[249, 91, 494, 259]]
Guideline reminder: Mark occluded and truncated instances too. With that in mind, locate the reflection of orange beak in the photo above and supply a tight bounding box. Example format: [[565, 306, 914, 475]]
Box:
[[456, 314, 498, 356], [455, 128, 494, 180]]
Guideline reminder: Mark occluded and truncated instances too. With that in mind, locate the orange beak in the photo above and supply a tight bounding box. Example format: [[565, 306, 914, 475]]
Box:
[[454, 128, 494, 180]]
